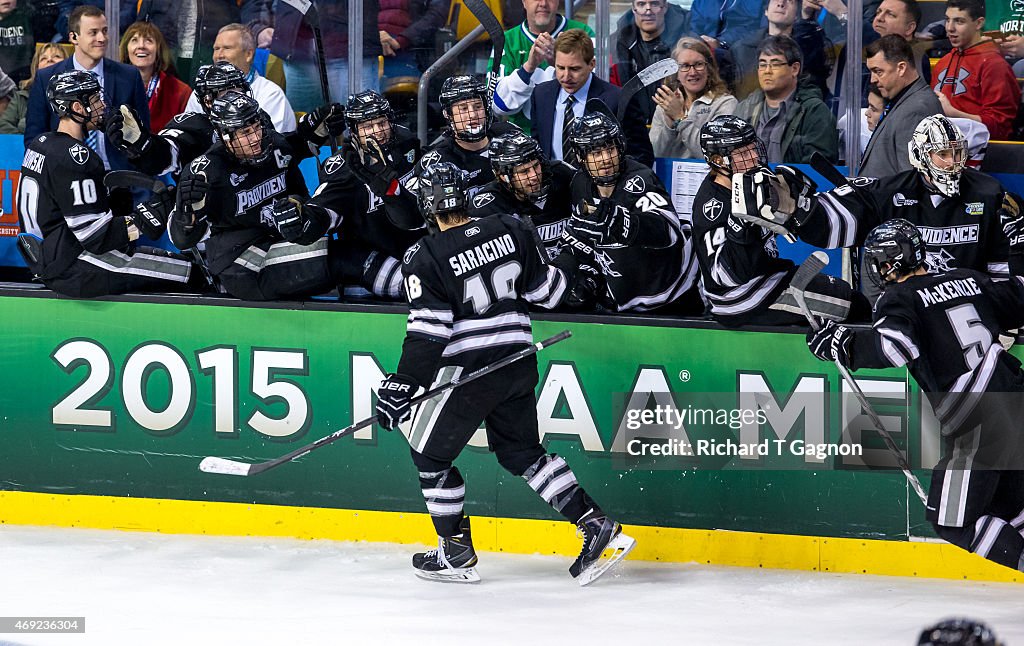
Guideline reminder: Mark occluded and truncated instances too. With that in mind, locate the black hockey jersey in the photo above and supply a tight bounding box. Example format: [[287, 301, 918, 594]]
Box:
[[397, 214, 569, 384], [467, 161, 576, 255], [569, 159, 698, 311], [171, 132, 309, 274], [803, 168, 1009, 278], [692, 177, 793, 317], [852, 269, 1024, 428], [133, 111, 217, 178], [18, 132, 131, 279]]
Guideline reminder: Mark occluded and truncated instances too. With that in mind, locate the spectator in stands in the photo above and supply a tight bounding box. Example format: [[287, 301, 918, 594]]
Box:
[[0, 1, 35, 84], [691, 0, 768, 52], [933, 0, 1020, 141], [135, 0, 262, 85], [610, 0, 696, 123], [1000, 34, 1024, 77], [184, 23, 296, 133], [248, 0, 382, 114], [0, 41, 64, 133], [650, 37, 737, 159], [378, 0, 448, 77], [731, 0, 831, 99], [734, 35, 838, 163], [492, 0, 594, 134], [871, 0, 932, 82], [26, 5, 150, 172], [119, 21, 190, 132], [859, 34, 941, 177], [530, 29, 655, 167], [803, 0, 881, 45]]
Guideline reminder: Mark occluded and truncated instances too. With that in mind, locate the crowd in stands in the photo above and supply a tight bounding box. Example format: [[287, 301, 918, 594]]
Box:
[[8, 0, 1024, 324]]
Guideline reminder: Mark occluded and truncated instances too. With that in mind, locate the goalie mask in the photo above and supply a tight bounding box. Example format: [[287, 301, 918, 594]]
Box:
[[440, 75, 491, 143], [417, 161, 468, 224], [194, 61, 252, 114], [47, 70, 105, 129], [917, 618, 1000, 646], [862, 218, 927, 288], [908, 115, 967, 198], [699, 115, 765, 176], [489, 132, 551, 201], [569, 112, 626, 187], [345, 90, 396, 152], [210, 90, 273, 165]]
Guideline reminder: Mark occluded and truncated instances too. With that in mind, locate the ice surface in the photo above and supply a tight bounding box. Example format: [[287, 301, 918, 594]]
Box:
[[1, 525, 1022, 645]]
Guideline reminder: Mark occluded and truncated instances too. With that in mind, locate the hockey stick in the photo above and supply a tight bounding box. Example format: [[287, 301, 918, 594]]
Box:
[[281, 0, 338, 154], [809, 151, 849, 189], [462, 0, 505, 104], [791, 251, 928, 505], [199, 330, 572, 477], [616, 58, 679, 122], [103, 170, 218, 290], [584, 97, 614, 120]]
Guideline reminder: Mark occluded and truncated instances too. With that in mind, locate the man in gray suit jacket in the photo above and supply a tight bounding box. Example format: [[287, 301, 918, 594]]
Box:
[[859, 35, 942, 178]]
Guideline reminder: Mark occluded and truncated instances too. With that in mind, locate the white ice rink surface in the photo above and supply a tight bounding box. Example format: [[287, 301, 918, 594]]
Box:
[[1, 525, 1023, 646]]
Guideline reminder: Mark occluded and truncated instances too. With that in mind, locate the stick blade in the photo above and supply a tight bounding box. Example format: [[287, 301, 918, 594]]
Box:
[[636, 58, 679, 87], [791, 251, 830, 291], [199, 457, 253, 476]]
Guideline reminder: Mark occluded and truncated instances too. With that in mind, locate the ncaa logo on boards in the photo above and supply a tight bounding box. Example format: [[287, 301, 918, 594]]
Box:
[[69, 143, 90, 165], [473, 192, 495, 208], [323, 154, 346, 175], [404, 243, 421, 264], [465, 226, 481, 237], [623, 175, 646, 194], [703, 198, 724, 222]]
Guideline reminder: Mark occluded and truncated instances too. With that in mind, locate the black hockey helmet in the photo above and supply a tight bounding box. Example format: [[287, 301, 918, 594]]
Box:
[[699, 115, 766, 175], [47, 70, 104, 126], [209, 90, 273, 165], [489, 132, 551, 201], [569, 112, 626, 187], [862, 218, 927, 288], [917, 618, 1001, 646], [194, 61, 251, 113], [417, 161, 468, 224], [345, 90, 395, 148], [439, 75, 491, 142]]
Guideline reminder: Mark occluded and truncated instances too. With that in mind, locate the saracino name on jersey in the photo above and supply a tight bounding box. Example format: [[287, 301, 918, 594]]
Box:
[[237, 173, 287, 211], [448, 234, 517, 276]]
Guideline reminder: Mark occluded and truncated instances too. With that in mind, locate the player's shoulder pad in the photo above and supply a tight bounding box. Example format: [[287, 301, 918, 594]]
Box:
[[402, 240, 424, 267], [418, 148, 444, 170], [470, 187, 500, 210], [960, 166, 1002, 194], [321, 152, 348, 178], [65, 140, 93, 167], [189, 155, 212, 176]]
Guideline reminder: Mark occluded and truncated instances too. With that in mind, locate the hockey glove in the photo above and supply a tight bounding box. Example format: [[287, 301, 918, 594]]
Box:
[[177, 174, 209, 212], [298, 103, 345, 142], [567, 199, 616, 245], [999, 191, 1024, 248], [807, 319, 853, 366], [376, 373, 419, 430], [774, 165, 818, 223], [732, 166, 804, 237], [105, 105, 152, 159], [351, 137, 404, 196], [129, 186, 175, 239]]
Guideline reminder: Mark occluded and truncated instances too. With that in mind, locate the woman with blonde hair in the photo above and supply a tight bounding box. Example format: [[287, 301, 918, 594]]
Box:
[[650, 37, 737, 159], [119, 21, 191, 132], [0, 43, 66, 134]]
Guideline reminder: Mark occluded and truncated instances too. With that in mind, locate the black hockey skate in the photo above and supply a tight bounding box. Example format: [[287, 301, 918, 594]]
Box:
[[412, 516, 480, 583], [569, 510, 636, 586]]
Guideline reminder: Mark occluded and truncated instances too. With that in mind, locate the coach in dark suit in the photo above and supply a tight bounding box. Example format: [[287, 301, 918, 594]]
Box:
[[26, 5, 150, 172], [530, 29, 655, 168]]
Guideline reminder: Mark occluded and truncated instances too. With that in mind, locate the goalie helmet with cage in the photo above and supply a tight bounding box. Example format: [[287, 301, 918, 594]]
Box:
[[439, 75, 492, 142], [47, 70, 104, 127], [569, 112, 626, 187], [908, 114, 967, 198], [489, 132, 552, 201], [194, 61, 251, 114], [416, 161, 468, 224], [345, 90, 396, 150], [862, 218, 927, 288], [210, 90, 273, 165], [699, 115, 766, 175]]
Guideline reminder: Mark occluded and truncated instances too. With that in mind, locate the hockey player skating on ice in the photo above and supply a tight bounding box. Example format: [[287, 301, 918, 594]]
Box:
[[269, 91, 422, 299], [807, 219, 1024, 574], [563, 111, 700, 313], [171, 91, 344, 301], [17, 70, 202, 297], [693, 115, 868, 325], [374, 161, 635, 585], [105, 61, 343, 180], [732, 115, 1016, 290]]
